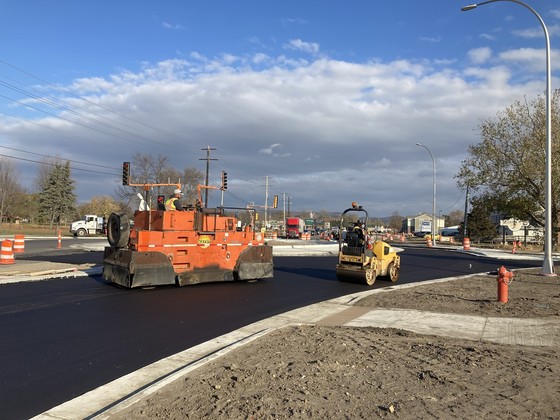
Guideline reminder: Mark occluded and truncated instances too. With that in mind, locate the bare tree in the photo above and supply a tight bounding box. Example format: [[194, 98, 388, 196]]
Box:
[[0, 158, 21, 222], [114, 153, 203, 209], [78, 196, 122, 218], [446, 209, 464, 226], [388, 211, 403, 232], [182, 167, 204, 204]]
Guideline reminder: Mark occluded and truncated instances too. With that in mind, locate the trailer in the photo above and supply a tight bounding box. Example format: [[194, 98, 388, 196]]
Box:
[[286, 217, 304, 239]]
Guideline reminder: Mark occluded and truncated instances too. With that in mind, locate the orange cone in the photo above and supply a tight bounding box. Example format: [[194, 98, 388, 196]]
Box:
[[0, 239, 15, 265], [13, 234, 25, 253], [57, 230, 62, 249]]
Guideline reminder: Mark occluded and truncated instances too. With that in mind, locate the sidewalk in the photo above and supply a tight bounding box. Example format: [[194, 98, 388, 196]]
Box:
[[2, 243, 557, 419]]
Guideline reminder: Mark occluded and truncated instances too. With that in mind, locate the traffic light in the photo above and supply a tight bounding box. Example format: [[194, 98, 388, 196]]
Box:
[[255, 212, 259, 221], [273, 195, 278, 208], [122, 161, 130, 185], [221, 171, 228, 190]]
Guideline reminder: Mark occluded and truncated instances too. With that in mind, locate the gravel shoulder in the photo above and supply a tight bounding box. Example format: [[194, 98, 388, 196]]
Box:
[[113, 268, 560, 419]]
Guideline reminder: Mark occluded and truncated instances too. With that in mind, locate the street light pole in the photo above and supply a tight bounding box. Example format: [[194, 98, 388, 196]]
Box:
[[416, 143, 437, 247], [462, 1, 555, 276]]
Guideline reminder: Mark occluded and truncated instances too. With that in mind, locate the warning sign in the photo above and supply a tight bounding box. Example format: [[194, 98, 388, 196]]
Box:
[[198, 235, 212, 248]]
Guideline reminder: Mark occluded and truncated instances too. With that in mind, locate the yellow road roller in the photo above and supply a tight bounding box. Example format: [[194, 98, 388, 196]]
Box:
[[336, 202, 400, 285]]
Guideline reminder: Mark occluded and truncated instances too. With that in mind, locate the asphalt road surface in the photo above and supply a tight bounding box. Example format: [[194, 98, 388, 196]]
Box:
[[0, 247, 540, 419]]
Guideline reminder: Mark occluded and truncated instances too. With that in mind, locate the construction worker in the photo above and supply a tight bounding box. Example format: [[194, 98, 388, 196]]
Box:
[[354, 220, 366, 246], [165, 189, 185, 211]]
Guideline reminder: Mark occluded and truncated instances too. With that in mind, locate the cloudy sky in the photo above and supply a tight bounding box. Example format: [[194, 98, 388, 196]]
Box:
[[0, 0, 558, 217]]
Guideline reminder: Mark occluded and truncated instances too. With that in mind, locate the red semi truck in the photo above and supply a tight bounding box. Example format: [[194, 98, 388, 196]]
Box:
[[286, 217, 305, 239]]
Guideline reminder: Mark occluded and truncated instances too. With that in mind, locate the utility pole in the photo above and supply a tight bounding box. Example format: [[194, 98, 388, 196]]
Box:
[[199, 146, 217, 207], [282, 193, 287, 233], [264, 176, 269, 230], [287, 196, 291, 216], [463, 184, 470, 238]]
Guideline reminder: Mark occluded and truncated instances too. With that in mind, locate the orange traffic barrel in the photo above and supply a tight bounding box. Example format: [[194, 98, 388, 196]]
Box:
[[272, 231, 278, 239], [463, 237, 471, 250], [0, 239, 15, 265], [13, 234, 25, 253], [426, 237, 433, 248]]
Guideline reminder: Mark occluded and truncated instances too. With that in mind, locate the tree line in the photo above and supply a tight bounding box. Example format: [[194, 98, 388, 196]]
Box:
[[0, 153, 204, 228]]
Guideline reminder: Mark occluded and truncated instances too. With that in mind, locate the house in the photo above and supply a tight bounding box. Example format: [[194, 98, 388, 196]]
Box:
[[498, 218, 543, 242], [403, 213, 445, 234]]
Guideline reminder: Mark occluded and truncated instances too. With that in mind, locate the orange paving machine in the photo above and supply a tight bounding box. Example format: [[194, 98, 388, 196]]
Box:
[[102, 180, 273, 288]]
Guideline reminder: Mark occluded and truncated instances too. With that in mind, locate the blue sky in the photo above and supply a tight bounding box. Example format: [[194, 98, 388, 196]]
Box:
[[0, 0, 558, 218]]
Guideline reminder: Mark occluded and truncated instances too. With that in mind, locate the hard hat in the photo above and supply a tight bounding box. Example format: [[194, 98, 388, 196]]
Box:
[[174, 189, 182, 195]]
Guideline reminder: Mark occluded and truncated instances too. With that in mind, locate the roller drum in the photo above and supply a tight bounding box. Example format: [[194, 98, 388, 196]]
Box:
[[336, 265, 376, 286]]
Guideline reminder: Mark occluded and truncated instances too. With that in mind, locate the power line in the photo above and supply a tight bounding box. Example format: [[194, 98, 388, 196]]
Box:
[[0, 145, 119, 170], [0, 58, 200, 157], [0, 153, 119, 176], [0, 58, 196, 148], [0, 58, 269, 202]]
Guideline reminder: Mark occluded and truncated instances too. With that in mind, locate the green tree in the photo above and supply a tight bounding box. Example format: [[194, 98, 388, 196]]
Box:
[[456, 90, 560, 239], [464, 196, 497, 242], [38, 161, 76, 228]]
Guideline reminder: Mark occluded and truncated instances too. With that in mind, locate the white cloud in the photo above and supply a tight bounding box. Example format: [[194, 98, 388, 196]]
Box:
[[281, 17, 308, 26], [468, 47, 492, 64], [480, 33, 496, 41], [419, 36, 441, 43], [499, 48, 550, 72], [259, 143, 291, 158], [513, 24, 560, 39], [2, 54, 545, 215], [162, 21, 185, 31], [283, 39, 320, 55]]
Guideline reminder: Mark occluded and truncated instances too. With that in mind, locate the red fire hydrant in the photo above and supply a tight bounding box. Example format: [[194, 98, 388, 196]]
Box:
[[497, 266, 514, 303]]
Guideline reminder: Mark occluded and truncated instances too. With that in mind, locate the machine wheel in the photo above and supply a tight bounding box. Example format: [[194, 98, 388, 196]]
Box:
[[386, 262, 400, 282], [76, 228, 87, 237], [107, 213, 130, 248], [365, 268, 376, 286]]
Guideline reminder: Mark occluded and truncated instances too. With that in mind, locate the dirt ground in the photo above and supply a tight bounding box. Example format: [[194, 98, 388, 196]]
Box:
[[115, 268, 560, 419]]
